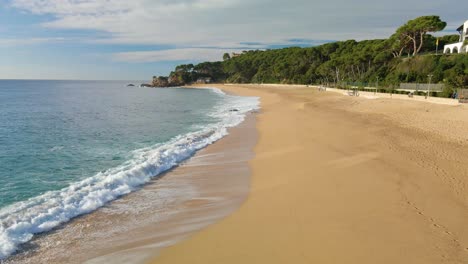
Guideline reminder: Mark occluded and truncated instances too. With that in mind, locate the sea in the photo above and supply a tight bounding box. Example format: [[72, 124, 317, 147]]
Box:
[[0, 80, 259, 260]]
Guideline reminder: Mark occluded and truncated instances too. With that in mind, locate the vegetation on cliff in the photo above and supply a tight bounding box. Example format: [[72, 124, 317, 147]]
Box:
[[154, 16, 468, 94]]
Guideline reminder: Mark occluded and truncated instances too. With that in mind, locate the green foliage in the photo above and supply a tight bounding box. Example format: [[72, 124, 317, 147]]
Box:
[[384, 55, 468, 93], [168, 61, 227, 83], [395, 15, 446, 55], [217, 39, 400, 86], [158, 16, 466, 92], [439, 35, 460, 47]]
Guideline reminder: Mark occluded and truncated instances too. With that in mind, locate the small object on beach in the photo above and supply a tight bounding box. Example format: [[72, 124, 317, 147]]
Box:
[[347, 89, 359, 96], [318, 86, 327, 91], [127, 84, 135, 87], [230, 109, 240, 112]]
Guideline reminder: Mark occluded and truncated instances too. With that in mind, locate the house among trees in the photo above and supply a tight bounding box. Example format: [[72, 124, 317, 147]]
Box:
[[444, 20, 468, 54], [231, 51, 250, 58], [196, 77, 212, 84]]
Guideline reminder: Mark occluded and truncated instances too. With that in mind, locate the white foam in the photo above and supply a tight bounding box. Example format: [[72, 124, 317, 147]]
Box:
[[207, 87, 226, 96], [0, 88, 260, 260]]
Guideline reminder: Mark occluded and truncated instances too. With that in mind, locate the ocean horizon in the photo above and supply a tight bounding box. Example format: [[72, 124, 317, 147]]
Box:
[[0, 80, 259, 260]]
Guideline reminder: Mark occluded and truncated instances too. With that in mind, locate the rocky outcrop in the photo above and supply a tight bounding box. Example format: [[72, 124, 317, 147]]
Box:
[[151, 75, 185, 87], [152, 76, 169, 87], [168, 75, 184, 86]]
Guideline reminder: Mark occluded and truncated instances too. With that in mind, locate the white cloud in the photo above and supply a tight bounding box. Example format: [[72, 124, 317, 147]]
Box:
[[0, 37, 66, 46], [9, 0, 468, 62], [10, 0, 135, 15], [10, 0, 247, 46], [7, 0, 393, 45], [113, 48, 236, 62]]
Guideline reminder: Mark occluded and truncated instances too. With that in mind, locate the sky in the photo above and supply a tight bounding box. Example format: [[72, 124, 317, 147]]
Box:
[[0, 0, 467, 80]]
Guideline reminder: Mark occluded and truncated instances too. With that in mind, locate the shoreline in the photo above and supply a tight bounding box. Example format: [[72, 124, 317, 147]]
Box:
[[84, 114, 258, 264], [4, 91, 258, 264], [150, 84, 468, 264]]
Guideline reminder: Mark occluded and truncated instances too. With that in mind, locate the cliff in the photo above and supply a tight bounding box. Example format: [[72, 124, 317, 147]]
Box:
[[151, 75, 185, 87]]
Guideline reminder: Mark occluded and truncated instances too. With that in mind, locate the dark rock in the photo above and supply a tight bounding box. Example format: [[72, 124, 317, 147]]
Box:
[[168, 75, 184, 87], [150, 75, 186, 87], [152, 76, 169, 87]]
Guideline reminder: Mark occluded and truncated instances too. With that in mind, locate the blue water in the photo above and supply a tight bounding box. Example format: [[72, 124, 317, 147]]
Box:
[[0, 80, 259, 259], [0, 80, 219, 208]]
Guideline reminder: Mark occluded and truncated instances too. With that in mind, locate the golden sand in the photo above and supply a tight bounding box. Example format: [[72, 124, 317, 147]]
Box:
[[8, 113, 257, 264], [149, 84, 468, 264]]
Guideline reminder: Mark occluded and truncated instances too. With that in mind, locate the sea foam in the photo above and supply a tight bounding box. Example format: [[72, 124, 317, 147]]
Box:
[[0, 88, 259, 260]]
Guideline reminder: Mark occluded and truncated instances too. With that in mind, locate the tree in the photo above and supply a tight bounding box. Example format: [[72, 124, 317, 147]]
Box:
[[396, 16, 447, 56], [154, 15, 468, 93], [438, 34, 461, 49], [175, 64, 194, 72], [387, 32, 413, 57]]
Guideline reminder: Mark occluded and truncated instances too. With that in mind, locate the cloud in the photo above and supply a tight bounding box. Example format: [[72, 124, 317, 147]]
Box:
[[113, 48, 237, 62], [0, 37, 66, 46], [12, 0, 464, 45], [9, 0, 468, 63], [10, 0, 245, 46]]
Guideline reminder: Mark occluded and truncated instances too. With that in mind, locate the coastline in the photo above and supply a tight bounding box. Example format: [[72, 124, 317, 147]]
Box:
[[4, 90, 258, 264], [84, 114, 258, 264], [150, 84, 468, 264]]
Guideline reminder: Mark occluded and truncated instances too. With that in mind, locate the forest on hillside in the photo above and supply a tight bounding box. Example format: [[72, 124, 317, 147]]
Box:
[[157, 16, 468, 96]]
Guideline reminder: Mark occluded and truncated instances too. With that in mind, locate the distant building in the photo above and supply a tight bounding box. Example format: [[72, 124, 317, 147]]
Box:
[[231, 51, 248, 58], [196, 77, 212, 84], [444, 20, 468, 54]]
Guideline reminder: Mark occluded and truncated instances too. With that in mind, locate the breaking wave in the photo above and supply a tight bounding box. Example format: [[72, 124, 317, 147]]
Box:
[[0, 88, 259, 260]]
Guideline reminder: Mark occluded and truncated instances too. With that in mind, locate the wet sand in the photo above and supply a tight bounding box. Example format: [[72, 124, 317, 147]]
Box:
[[6, 113, 257, 264], [150, 84, 468, 264]]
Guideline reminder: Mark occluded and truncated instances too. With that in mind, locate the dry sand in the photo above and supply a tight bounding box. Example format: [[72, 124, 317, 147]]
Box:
[[149, 84, 468, 264]]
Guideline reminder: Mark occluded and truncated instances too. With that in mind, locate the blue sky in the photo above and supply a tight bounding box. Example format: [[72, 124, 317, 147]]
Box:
[[0, 0, 467, 80]]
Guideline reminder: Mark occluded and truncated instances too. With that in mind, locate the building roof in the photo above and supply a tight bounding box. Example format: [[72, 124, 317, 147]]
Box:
[[456, 21, 468, 31]]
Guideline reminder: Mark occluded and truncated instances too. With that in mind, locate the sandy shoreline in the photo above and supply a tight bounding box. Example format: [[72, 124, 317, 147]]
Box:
[[149, 84, 468, 264], [8, 83, 468, 264], [5, 105, 257, 263]]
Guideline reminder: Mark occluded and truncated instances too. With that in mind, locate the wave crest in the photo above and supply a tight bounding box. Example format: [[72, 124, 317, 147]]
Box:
[[0, 88, 259, 260]]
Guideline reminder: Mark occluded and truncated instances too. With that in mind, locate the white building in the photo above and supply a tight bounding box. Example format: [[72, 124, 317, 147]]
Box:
[[444, 20, 468, 54]]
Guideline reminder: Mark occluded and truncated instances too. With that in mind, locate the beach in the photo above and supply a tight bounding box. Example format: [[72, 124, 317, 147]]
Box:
[[0, 85, 259, 263], [2, 3, 467, 264], [6, 113, 257, 264], [148, 84, 468, 264]]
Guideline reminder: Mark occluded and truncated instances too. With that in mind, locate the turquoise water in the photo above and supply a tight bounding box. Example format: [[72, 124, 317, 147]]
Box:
[[0, 80, 219, 208], [0, 80, 259, 259]]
